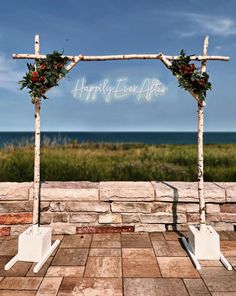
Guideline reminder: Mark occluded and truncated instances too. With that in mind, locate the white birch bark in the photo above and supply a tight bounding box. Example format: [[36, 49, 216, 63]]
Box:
[[32, 34, 40, 234], [198, 36, 209, 231], [12, 53, 230, 62]]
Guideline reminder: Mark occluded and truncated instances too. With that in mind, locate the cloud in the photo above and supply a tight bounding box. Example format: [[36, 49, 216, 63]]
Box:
[[175, 13, 236, 37], [0, 52, 23, 93]]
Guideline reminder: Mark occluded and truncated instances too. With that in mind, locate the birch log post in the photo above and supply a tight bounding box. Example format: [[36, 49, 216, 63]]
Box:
[[32, 34, 41, 234], [198, 36, 209, 231], [160, 49, 207, 231], [31, 37, 81, 234]]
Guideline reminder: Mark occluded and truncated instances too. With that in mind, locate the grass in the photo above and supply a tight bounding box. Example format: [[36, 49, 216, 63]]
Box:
[[0, 142, 235, 182]]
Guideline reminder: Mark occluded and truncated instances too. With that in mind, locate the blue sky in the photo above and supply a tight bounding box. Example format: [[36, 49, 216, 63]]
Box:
[[0, 0, 235, 131]]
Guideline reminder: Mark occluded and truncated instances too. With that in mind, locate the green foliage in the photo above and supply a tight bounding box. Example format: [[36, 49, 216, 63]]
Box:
[[0, 143, 235, 182], [19, 51, 69, 103], [171, 50, 212, 102]]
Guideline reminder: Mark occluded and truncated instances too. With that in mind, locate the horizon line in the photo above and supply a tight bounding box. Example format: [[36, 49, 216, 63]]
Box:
[[0, 131, 236, 133]]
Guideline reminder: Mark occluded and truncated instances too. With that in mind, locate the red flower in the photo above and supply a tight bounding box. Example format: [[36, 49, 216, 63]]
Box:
[[180, 65, 187, 73], [40, 64, 46, 70], [179, 64, 195, 76], [31, 71, 38, 77], [31, 77, 38, 82], [39, 76, 45, 82], [189, 64, 196, 71]]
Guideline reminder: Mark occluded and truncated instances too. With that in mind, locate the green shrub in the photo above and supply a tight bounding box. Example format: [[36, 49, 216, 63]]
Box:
[[0, 143, 235, 181]]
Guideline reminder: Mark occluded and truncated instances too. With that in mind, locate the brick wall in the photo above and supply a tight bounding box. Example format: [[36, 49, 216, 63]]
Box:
[[0, 181, 235, 236]]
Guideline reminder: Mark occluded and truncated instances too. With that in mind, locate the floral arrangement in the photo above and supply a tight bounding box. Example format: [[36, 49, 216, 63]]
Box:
[[19, 51, 69, 103], [171, 50, 211, 102]]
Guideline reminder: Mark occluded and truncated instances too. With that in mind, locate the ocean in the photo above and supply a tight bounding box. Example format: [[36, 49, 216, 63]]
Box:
[[0, 132, 236, 147]]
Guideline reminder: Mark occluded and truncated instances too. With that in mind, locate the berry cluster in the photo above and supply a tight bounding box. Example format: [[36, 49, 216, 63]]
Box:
[[171, 50, 211, 102], [19, 51, 69, 103]]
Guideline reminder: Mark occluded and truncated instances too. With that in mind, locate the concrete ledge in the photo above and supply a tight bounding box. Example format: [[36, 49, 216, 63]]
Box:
[[0, 182, 32, 201], [152, 182, 225, 203], [100, 181, 155, 201], [0, 181, 235, 235]]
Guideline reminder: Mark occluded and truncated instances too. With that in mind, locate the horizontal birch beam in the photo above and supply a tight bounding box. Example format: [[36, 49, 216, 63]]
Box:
[[165, 55, 229, 61], [12, 53, 230, 62]]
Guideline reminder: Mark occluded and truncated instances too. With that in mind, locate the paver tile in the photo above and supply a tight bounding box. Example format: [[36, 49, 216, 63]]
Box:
[[218, 232, 235, 241], [52, 235, 64, 241], [36, 277, 62, 295], [0, 276, 42, 290], [211, 293, 236, 296], [91, 240, 121, 248], [0, 291, 36, 296], [124, 278, 158, 296], [163, 231, 187, 241], [46, 266, 84, 277], [199, 267, 236, 277], [184, 278, 210, 296], [84, 257, 122, 277], [122, 248, 161, 277], [26, 256, 53, 277], [124, 278, 188, 296], [227, 232, 236, 240], [92, 233, 121, 241], [122, 233, 152, 248], [149, 232, 165, 241], [199, 260, 222, 267], [200, 267, 236, 292], [89, 248, 121, 256], [0, 238, 17, 256], [157, 257, 200, 278], [152, 240, 187, 257], [52, 248, 88, 266], [228, 257, 236, 269], [58, 277, 122, 296], [219, 232, 236, 241], [221, 241, 236, 257], [91, 233, 121, 248], [0, 256, 32, 277], [60, 234, 92, 248], [203, 276, 236, 292]]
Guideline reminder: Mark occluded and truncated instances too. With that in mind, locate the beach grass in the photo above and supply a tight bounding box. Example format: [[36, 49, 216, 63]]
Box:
[[0, 142, 235, 182]]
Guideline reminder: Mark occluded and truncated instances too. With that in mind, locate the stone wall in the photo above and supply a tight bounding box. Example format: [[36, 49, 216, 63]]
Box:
[[0, 181, 235, 236]]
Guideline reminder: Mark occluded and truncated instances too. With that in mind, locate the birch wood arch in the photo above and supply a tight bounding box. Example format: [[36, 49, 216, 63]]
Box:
[[13, 35, 230, 234]]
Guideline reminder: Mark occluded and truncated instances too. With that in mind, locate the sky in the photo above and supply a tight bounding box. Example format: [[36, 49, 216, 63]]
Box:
[[0, 0, 235, 132]]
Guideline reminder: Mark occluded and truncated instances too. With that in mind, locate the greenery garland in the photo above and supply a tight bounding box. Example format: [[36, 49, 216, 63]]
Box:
[[171, 50, 211, 102], [19, 51, 69, 103]]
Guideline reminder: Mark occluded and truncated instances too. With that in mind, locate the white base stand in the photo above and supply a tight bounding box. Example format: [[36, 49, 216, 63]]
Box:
[[181, 225, 232, 270], [4, 226, 60, 273]]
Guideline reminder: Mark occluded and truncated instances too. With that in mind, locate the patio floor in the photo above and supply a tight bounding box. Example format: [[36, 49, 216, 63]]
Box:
[[0, 231, 236, 295]]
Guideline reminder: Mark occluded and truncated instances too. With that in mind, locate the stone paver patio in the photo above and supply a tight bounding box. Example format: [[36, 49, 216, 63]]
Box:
[[0, 231, 236, 295]]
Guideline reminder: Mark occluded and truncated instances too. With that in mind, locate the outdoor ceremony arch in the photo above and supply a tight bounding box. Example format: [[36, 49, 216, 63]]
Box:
[[5, 35, 231, 272]]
